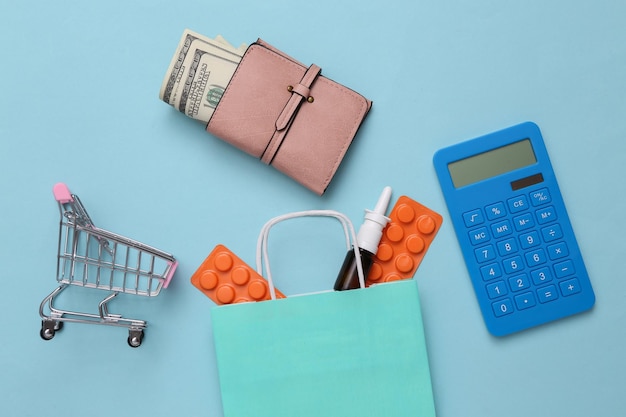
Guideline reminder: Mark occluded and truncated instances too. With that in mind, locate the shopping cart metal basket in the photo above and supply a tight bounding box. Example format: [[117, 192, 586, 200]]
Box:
[[39, 183, 178, 347]]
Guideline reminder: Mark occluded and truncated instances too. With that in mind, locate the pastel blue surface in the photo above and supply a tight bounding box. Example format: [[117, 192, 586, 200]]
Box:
[[1, 1, 625, 416]]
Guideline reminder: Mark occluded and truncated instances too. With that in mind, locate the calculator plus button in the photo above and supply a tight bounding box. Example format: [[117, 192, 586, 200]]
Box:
[[547, 242, 569, 260], [475, 245, 496, 263], [513, 213, 535, 231], [491, 220, 513, 239], [503, 256, 524, 274], [531, 267, 553, 285], [525, 248, 547, 268], [507, 195, 529, 213], [560, 278, 581, 296], [497, 238, 518, 256], [537, 285, 559, 303], [530, 188, 552, 206], [535, 206, 557, 225], [508, 273, 530, 292], [492, 299, 514, 317], [463, 209, 484, 227], [554, 260, 575, 278], [514, 292, 536, 310], [480, 263, 502, 281], [519, 231, 541, 249], [486, 281, 508, 299], [469, 227, 490, 245], [541, 224, 563, 242], [485, 202, 507, 220]]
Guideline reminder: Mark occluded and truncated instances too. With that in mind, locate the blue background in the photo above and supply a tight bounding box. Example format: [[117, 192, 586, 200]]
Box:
[[1, 1, 624, 416]]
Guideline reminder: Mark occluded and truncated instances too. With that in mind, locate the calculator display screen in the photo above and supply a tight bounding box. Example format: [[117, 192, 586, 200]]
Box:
[[448, 139, 537, 188]]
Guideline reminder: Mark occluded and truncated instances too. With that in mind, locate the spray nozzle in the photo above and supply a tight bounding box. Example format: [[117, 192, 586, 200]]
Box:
[[357, 186, 393, 254]]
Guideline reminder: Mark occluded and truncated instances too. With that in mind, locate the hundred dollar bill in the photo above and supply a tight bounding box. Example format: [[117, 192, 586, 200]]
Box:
[[173, 40, 241, 123], [159, 29, 244, 106]]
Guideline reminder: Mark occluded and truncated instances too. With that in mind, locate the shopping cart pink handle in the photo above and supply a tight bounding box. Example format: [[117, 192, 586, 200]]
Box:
[[53, 183, 74, 204], [163, 261, 179, 289]]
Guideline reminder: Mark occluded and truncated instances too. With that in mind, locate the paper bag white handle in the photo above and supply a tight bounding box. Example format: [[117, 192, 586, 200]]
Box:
[[255, 210, 365, 300]]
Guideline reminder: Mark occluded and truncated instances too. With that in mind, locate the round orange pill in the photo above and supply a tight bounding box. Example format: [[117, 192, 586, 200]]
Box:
[[216, 285, 236, 304], [231, 266, 250, 285], [395, 254, 414, 273], [384, 273, 402, 282], [376, 243, 394, 262], [248, 280, 267, 300], [214, 252, 233, 272], [396, 204, 415, 223], [417, 215, 436, 234], [406, 234, 425, 254], [368, 263, 383, 282], [199, 270, 219, 290], [386, 224, 404, 242]]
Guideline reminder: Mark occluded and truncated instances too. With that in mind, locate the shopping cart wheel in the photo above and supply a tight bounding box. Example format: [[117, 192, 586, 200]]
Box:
[[127, 329, 144, 348], [40, 320, 61, 341]]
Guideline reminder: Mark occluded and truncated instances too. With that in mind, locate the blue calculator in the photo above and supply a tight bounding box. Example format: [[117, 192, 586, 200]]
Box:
[[433, 122, 595, 336]]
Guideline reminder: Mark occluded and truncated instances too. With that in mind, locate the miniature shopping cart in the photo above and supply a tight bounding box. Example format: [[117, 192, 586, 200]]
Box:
[[39, 183, 178, 347]]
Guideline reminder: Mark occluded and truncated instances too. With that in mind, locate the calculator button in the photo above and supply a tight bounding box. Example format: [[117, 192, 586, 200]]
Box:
[[519, 231, 541, 249], [537, 285, 559, 303], [541, 224, 563, 242], [463, 209, 484, 227], [469, 227, 490, 245], [513, 213, 535, 231], [486, 281, 508, 299], [485, 202, 506, 220], [525, 248, 547, 267], [508, 273, 530, 292], [531, 267, 553, 285], [507, 195, 529, 213], [535, 206, 557, 224], [491, 220, 513, 239], [492, 299, 514, 317], [560, 278, 581, 296], [514, 292, 536, 310], [497, 238, 518, 256], [503, 256, 524, 274], [547, 242, 569, 260], [480, 263, 502, 281], [554, 260, 575, 278], [475, 245, 496, 263], [530, 188, 551, 206]]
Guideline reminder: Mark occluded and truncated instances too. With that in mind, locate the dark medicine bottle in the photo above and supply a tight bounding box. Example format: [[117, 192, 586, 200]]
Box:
[[334, 247, 376, 290], [334, 186, 392, 291]]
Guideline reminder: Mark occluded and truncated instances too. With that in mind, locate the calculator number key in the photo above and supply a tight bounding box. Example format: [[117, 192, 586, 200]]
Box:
[[525, 248, 547, 267], [486, 281, 508, 299], [519, 231, 541, 249], [503, 256, 524, 274], [475, 245, 496, 263], [480, 263, 502, 281], [497, 238, 518, 256], [508, 274, 530, 292], [492, 299, 514, 317]]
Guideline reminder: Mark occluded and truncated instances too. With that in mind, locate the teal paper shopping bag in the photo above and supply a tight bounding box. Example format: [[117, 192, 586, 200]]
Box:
[[211, 210, 436, 417]]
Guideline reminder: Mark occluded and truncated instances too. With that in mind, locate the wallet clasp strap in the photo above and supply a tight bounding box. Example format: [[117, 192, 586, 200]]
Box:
[[261, 64, 322, 165]]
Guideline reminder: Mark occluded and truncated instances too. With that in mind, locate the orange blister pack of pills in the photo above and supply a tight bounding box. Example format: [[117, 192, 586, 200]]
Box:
[[191, 244, 286, 305], [366, 196, 443, 286]]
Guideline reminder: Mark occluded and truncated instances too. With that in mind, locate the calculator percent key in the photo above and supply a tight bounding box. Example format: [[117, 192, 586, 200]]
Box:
[[191, 244, 285, 305], [366, 196, 443, 285]]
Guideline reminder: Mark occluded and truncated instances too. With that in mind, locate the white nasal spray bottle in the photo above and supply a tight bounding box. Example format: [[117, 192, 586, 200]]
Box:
[[334, 186, 392, 291]]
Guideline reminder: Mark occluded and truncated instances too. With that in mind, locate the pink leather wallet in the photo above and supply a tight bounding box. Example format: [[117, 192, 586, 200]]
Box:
[[207, 39, 372, 195]]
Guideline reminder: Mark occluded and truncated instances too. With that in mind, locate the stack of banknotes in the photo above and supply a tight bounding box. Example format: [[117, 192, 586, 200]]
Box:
[[159, 29, 247, 123]]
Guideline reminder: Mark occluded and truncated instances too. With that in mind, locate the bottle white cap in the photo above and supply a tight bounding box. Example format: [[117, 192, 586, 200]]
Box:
[[356, 186, 392, 254]]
